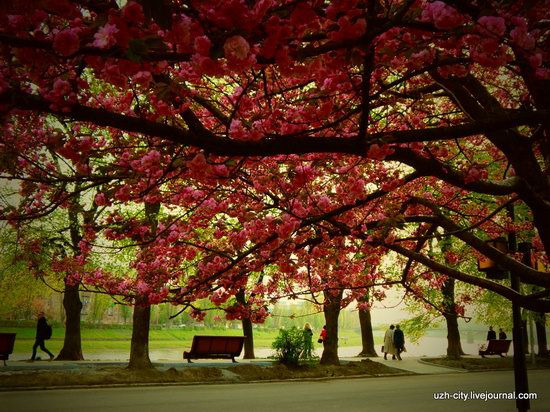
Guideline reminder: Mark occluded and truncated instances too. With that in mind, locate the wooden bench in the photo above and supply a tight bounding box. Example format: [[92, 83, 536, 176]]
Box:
[[479, 339, 511, 357], [184, 335, 245, 363], [0, 333, 16, 366]]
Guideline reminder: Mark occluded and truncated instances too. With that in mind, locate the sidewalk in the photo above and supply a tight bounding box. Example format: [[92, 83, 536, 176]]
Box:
[[359, 356, 467, 374]]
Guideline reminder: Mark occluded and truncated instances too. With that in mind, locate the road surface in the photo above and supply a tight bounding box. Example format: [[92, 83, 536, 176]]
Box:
[[2, 370, 549, 412]]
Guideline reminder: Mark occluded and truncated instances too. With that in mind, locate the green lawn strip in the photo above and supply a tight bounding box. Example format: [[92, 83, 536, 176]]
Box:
[[2, 326, 367, 355]]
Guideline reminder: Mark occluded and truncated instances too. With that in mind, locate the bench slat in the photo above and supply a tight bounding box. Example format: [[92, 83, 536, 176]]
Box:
[[184, 335, 245, 363], [0, 333, 16, 366], [479, 339, 511, 357]]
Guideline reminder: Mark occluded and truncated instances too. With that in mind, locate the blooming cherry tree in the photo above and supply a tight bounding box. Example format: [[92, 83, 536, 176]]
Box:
[[1, 1, 549, 366]]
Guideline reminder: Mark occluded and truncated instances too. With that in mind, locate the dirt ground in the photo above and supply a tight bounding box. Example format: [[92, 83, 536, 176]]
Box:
[[0, 359, 407, 390]]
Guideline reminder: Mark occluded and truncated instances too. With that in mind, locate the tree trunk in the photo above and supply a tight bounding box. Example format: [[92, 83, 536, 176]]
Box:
[[241, 317, 255, 359], [443, 313, 464, 359], [441, 278, 465, 359], [357, 307, 378, 357], [535, 313, 548, 356], [236, 289, 255, 359], [128, 304, 153, 370], [320, 289, 342, 365], [56, 283, 84, 360], [522, 318, 530, 354]]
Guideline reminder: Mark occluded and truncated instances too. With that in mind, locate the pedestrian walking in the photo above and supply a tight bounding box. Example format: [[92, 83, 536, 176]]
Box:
[[29, 311, 55, 362], [393, 325, 405, 360], [383, 325, 396, 360]]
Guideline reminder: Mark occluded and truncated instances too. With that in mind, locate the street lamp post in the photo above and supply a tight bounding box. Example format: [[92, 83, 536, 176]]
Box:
[[478, 234, 530, 411]]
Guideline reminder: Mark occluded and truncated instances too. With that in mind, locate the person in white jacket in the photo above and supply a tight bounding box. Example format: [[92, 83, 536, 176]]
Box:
[[383, 324, 396, 360]]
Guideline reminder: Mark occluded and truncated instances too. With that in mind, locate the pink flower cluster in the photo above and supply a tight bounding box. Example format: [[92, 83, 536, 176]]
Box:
[[93, 23, 119, 49], [53, 29, 80, 56], [421, 1, 464, 30], [224, 35, 250, 61]]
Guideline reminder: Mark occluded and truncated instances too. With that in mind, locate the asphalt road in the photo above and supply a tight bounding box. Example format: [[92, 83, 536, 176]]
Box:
[[2, 370, 549, 412]]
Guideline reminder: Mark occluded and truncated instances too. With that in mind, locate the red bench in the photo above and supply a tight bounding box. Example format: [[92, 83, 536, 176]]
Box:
[[0, 333, 16, 366], [479, 339, 511, 357], [184, 335, 245, 363]]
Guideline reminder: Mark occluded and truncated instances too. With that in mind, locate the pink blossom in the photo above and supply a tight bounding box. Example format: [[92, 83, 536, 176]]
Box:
[[510, 26, 535, 50], [317, 195, 331, 211], [115, 185, 131, 202], [330, 16, 367, 41], [349, 178, 365, 198], [229, 119, 247, 139], [52, 79, 72, 96], [422, 1, 463, 30], [477, 16, 506, 37], [53, 29, 80, 56], [535, 68, 550, 80], [172, 14, 193, 51], [121, 2, 144, 23], [464, 165, 488, 184], [367, 143, 394, 160], [94, 193, 108, 206], [529, 53, 542, 69], [194, 35, 212, 56], [132, 71, 152, 87], [186, 152, 207, 171], [93, 23, 119, 49], [224, 35, 250, 61]]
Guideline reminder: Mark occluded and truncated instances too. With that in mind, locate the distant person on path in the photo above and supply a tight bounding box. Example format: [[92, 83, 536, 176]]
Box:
[[29, 311, 55, 362], [318, 325, 327, 344], [383, 325, 396, 360], [487, 326, 497, 340], [302, 323, 313, 358], [498, 328, 507, 340], [393, 325, 405, 360]]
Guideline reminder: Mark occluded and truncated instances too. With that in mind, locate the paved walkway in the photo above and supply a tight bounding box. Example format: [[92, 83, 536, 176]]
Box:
[[359, 356, 466, 374]]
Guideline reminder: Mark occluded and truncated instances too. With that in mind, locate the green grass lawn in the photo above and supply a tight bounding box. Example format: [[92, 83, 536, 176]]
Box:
[[1, 326, 368, 355]]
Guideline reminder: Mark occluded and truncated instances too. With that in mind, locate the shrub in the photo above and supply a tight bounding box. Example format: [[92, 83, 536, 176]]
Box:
[[271, 327, 305, 366]]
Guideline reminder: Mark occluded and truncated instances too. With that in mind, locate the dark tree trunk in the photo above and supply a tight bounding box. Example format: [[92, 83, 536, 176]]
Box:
[[236, 289, 255, 359], [241, 317, 255, 359], [320, 289, 343, 365], [56, 283, 84, 360], [522, 318, 530, 354], [128, 304, 153, 370], [443, 313, 464, 359], [358, 308, 378, 357], [535, 313, 548, 356], [56, 198, 86, 361], [441, 278, 465, 359]]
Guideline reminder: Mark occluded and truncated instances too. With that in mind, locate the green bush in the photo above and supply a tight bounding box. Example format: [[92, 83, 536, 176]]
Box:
[[271, 326, 305, 366]]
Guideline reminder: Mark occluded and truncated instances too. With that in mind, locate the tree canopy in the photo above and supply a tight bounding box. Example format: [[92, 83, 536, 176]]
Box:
[[1, 0, 549, 315]]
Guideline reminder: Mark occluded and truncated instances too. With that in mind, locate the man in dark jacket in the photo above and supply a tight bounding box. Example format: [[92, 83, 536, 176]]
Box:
[[487, 326, 497, 340], [393, 325, 405, 360], [29, 311, 55, 362]]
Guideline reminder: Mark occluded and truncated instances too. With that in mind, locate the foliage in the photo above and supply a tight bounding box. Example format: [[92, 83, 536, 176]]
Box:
[[0, 226, 58, 319], [0, 1, 549, 371], [271, 327, 307, 366]]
